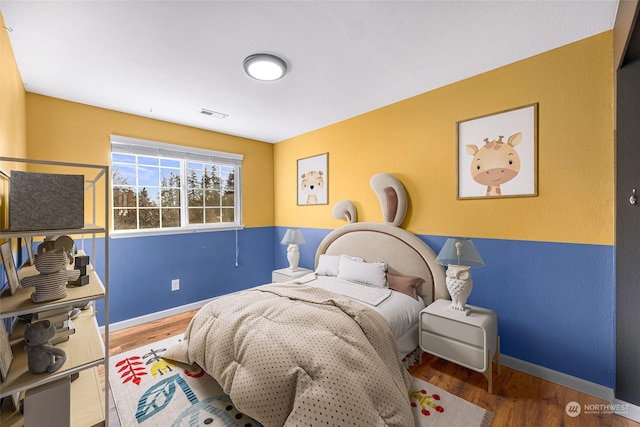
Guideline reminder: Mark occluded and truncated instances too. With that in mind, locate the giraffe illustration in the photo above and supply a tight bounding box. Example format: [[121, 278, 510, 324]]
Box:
[[466, 132, 522, 196]]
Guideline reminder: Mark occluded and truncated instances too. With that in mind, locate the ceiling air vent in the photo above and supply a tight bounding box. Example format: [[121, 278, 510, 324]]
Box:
[[200, 108, 228, 119]]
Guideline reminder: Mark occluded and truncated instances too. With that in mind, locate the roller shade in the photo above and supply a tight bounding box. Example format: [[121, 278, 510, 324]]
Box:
[[110, 134, 243, 166]]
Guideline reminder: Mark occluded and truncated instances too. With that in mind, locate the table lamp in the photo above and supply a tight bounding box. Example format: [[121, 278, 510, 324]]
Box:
[[280, 228, 306, 270], [435, 237, 485, 315]]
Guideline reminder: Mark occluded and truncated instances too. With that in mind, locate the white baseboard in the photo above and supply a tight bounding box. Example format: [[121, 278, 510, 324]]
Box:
[[500, 354, 614, 401], [100, 298, 215, 334], [612, 399, 640, 422]]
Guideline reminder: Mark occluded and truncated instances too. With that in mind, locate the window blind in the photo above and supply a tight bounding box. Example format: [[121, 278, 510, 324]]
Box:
[[110, 134, 243, 166]]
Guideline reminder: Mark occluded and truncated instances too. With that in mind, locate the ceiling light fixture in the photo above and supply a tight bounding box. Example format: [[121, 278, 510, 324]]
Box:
[[243, 53, 287, 81]]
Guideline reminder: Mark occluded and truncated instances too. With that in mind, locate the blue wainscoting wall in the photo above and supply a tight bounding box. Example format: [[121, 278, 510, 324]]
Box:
[[277, 226, 615, 388], [58, 225, 613, 390], [97, 227, 275, 325]]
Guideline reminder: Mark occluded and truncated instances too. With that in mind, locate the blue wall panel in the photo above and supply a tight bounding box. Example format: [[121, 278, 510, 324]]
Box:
[[101, 227, 275, 324], [62, 225, 614, 388], [279, 226, 615, 387], [464, 238, 615, 388]]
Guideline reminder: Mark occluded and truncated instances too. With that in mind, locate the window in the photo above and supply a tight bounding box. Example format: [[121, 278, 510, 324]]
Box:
[[110, 135, 242, 234]]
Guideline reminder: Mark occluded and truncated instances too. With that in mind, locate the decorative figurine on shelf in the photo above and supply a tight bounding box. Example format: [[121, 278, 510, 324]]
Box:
[[24, 319, 67, 374], [38, 235, 76, 264], [20, 249, 80, 303], [71, 254, 90, 286]]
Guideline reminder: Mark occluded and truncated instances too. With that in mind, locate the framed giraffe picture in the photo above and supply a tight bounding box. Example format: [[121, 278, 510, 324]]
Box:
[[297, 153, 328, 205], [457, 103, 538, 199]]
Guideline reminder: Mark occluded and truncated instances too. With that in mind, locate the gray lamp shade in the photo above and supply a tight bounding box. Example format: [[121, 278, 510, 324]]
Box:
[[281, 228, 305, 245], [436, 237, 485, 268]]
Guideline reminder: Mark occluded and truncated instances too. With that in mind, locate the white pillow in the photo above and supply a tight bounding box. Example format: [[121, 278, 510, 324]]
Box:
[[315, 254, 363, 276], [315, 255, 340, 276], [337, 256, 388, 288]]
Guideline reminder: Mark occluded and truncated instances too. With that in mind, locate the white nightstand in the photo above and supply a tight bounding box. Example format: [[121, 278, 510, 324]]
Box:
[[272, 267, 313, 283], [419, 299, 500, 393]]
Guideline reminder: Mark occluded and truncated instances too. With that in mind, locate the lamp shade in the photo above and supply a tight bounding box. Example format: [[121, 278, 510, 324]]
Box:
[[281, 228, 305, 245], [436, 237, 485, 268]]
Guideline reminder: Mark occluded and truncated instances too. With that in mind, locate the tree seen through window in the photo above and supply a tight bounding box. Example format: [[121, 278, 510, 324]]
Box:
[[111, 153, 236, 231]]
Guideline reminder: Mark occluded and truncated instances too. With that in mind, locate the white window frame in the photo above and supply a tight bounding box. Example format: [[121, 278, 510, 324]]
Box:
[[110, 134, 243, 237]]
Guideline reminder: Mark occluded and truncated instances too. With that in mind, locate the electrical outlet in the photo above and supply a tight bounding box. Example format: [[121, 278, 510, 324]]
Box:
[[171, 279, 180, 291]]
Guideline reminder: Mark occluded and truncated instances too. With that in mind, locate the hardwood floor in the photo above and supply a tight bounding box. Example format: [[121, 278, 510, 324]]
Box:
[[103, 310, 639, 427], [409, 356, 638, 427]]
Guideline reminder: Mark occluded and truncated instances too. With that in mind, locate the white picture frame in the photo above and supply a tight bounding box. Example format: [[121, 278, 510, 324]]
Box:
[[0, 319, 13, 382], [1, 241, 20, 296], [23, 236, 35, 265]]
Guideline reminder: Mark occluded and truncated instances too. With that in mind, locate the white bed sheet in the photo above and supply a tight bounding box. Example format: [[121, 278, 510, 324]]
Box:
[[293, 273, 425, 340]]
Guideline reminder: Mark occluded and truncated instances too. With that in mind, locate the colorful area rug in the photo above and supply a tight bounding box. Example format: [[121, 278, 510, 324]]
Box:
[[409, 376, 493, 427], [109, 335, 493, 427]]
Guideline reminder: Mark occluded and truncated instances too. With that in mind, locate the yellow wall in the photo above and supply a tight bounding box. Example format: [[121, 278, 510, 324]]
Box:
[[0, 16, 27, 228], [25, 94, 275, 228], [275, 31, 614, 246], [2, 11, 616, 245], [0, 14, 26, 159], [3, 8, 275, 230]]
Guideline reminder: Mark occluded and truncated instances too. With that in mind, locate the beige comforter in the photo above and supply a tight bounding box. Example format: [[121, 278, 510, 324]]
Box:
[[164, 283, 414, 427]]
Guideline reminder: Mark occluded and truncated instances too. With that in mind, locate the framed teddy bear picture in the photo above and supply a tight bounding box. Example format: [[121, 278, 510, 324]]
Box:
[[297, 153, 328, 205]]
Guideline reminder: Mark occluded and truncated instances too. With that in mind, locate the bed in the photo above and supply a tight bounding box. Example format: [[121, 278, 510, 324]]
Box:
[[312, 222, 448, 356], [165, 221, 447, 427]]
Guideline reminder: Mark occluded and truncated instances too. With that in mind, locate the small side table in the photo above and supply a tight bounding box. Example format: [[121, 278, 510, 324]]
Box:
[[272, 267, 313, 283], [419, 299, 500, 393]]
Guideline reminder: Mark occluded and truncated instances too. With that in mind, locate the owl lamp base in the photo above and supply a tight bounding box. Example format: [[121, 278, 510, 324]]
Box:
[[286, 243, 300, 271], [445, 264, 473, 316]]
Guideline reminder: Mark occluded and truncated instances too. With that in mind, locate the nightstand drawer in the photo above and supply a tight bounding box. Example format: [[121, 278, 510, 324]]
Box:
[[421, 312, 484, 347], [420, 330, 485, 371]]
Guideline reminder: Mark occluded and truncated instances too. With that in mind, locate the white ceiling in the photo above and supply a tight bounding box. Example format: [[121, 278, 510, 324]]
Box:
[[1, 1, 619, 143]]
